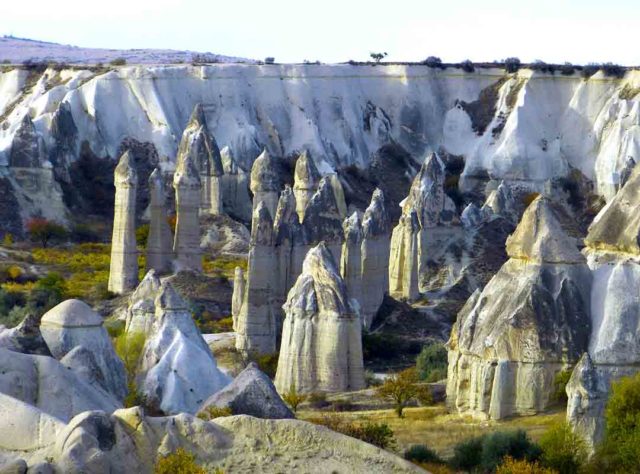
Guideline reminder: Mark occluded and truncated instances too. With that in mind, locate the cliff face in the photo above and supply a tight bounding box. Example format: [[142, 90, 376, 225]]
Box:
[[0, 64, 639, 231]]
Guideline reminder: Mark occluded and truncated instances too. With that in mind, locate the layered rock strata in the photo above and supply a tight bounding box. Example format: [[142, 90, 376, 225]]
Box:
[[145, 168, 173, 274], [275, 243, 365, 393], [447, 196, 591, 419], [108, 151, 138, 294]]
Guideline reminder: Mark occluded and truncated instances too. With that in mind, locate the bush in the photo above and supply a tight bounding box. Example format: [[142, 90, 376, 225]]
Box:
[[450, 430, 541, 472], [282, 384, 306, 413], [136, 224, 150, 247], [460, 60, 475, 73], [551, 369, 572, 403], [197, 406, 233, 420], [497, 456, 556, 474], [330, 400, 355, 412], [26, 218, 68, 247], [110, 58, 127, 66], [310, 415, 396, 449], [480, 430, 542, 472], [115, 332, 146, 381], [504, 57, 521, 73], [376, 367, 431, 417], [560, 62, 575, 76], [589, 372, 640, 472], [450, 436, 484, 471], [404, 444, 441, 464], [2, 233, 13, 246], [423, 56, 443, 68], [416, 342, 448, 382], [154, 448, 206, 474], [539, 422, 586, 474], [581, 64, 599, 79], [247, 351, 279, 378], [34, 272, 67, 301], [601, 62, 625, 78]]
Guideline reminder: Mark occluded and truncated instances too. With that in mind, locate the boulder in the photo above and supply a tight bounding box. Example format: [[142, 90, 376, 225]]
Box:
[[199, 363, 293, 419], [40, 300, 127, 401], [0, 349, 120, 422], [0, 313, 50, 356]]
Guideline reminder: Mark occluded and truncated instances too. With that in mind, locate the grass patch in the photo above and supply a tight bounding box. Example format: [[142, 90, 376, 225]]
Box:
[[203, 255, 247, 280]]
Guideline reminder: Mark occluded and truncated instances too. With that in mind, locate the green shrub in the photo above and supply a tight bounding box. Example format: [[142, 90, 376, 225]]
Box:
[[539, 422, 586, 474], [110, 58, 127, 66], [404, 444, 441, 464], [589, 372, 640, 472], [197, 406, 233, 421], [115, 332, 146, 382], [551, 369, 572, 403], [282, 384, 307, 413], [480, 430, 542, 471], [416, 342, 448, 382], [309, 415, 396, 450], [2, 233, 13, 246], [34, 272, 67, 301], [154, 448, 206, 474], [247, 351, 279, 378], [136, 224, 150, 247], [497, 456, 556, 474], [449, 436, 484, 471], [376, 367, 425, 417], [450, 430, 541, 472]]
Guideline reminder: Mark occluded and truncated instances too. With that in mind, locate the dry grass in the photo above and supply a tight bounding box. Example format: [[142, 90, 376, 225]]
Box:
[[298, 405, 565, 459]]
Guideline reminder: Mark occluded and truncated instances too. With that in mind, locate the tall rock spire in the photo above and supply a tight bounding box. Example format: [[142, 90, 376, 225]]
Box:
[[293, 150, 321, 221], [173, 141, 202, 272], [360, 188, 392, 327], [340, 212, 363, 313], [250, 148, 281, 219], [178, 104, 224, 215], [145, 168, 173, 273], [235, 202, 277, 355], [108, 151, 139, 294], [275, 242, 365, 393]]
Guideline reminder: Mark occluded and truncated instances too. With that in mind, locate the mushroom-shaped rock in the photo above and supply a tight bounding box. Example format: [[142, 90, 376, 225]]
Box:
[[199, 362, 294, 419], [173, 145, 202, 271], [145, 168, 173, 274], [137, 282, 231, 414], [446, 198, 591, 420], [40, 300, 127, 401], [275, 243, 365, 393], [293, 150, 321, 221], [250, 149, 281, 218], [506, 196, 583, 264], [108, 150, 139, 294]]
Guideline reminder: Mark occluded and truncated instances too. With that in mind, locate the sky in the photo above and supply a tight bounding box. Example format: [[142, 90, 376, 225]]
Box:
[[1, 0, 638, 65]]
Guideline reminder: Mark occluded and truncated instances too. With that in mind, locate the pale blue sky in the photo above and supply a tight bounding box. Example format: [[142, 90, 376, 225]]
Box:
[[1, 0, 638, 65]]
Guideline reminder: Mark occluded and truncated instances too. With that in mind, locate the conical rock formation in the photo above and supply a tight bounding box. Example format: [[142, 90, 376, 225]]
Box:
[[173, 141, 202, 271], [250, 148, 281, 219], [275, 243, 365, 393], [447, 196, 591, 419]]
